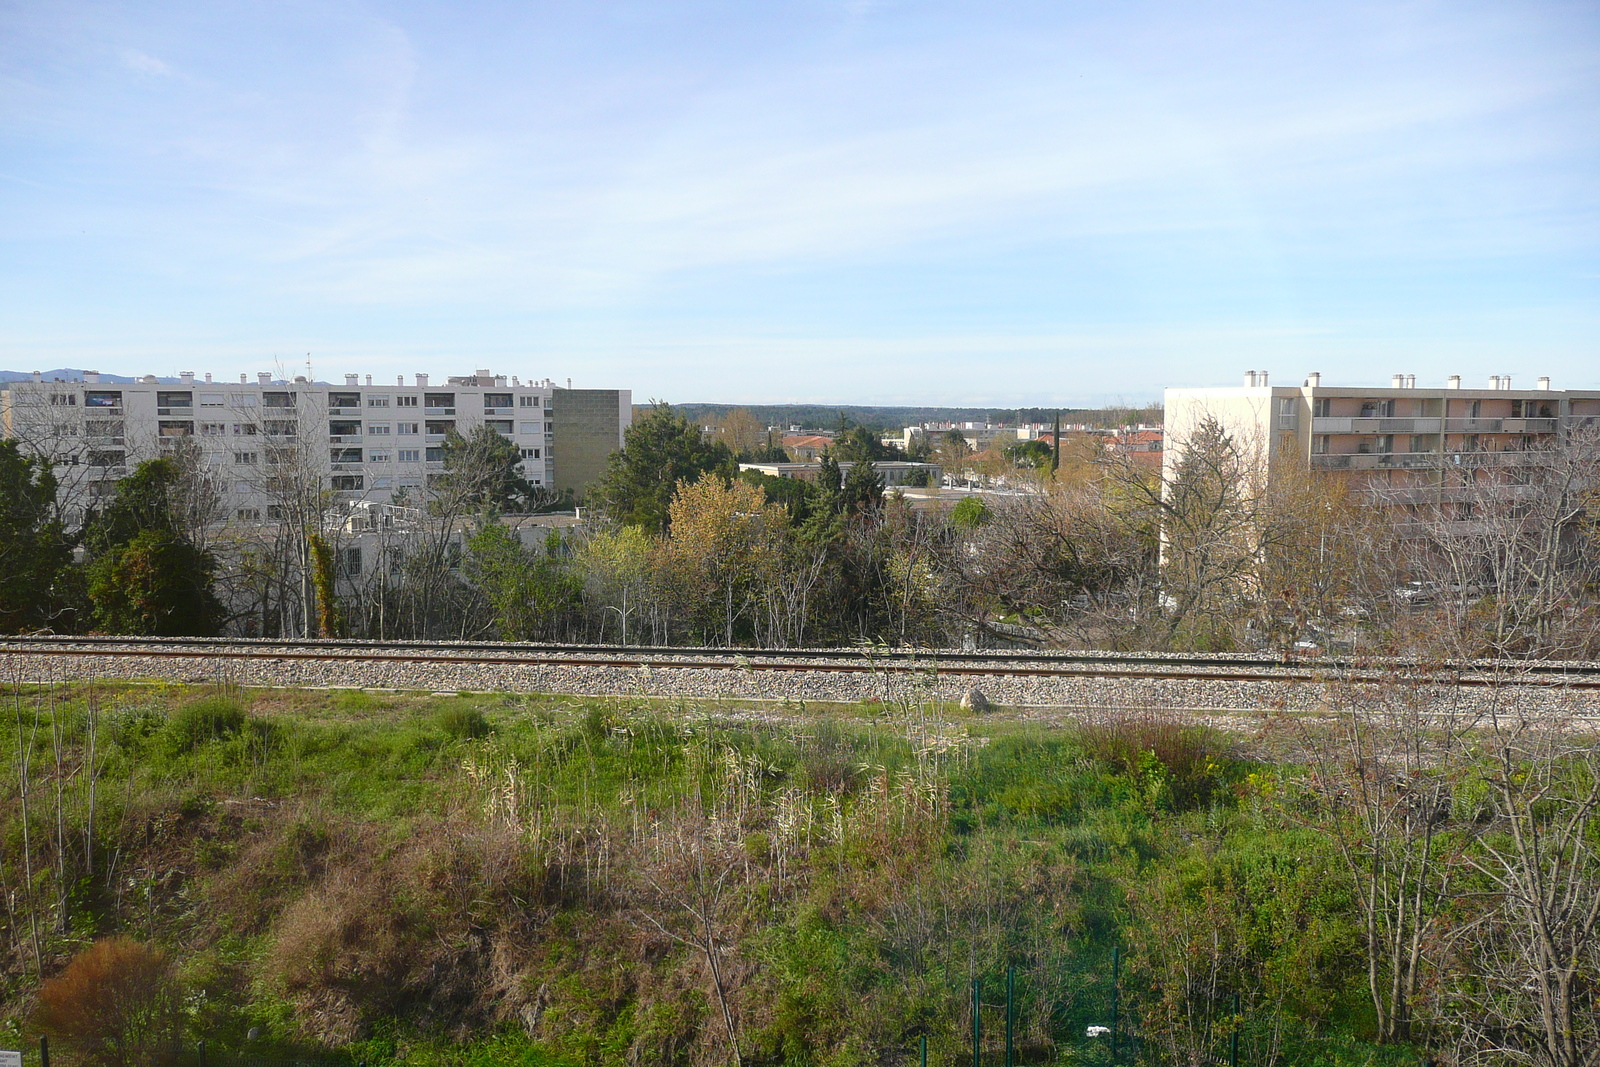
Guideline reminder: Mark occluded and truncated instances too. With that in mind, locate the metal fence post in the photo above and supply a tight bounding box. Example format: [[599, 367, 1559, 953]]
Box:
[[1231, 991, 1241, 1067], [972, 976, 982, 1067], [1004, 966, 1015, 1067], [1110, 946, 1120, 1064]]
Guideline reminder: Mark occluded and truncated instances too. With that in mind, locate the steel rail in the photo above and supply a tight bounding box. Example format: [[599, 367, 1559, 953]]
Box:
[[4, 638, 1600, 688], [3, 633, 1598, 676]]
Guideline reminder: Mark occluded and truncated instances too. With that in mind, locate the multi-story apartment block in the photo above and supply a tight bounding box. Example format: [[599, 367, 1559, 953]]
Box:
[[1, 368, 631, 524], [1164, 371, 1600, 499]]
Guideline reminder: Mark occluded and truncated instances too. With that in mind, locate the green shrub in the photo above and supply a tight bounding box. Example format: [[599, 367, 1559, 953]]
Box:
[[436, 705, 491, 740], [167, 696, 248, 752]]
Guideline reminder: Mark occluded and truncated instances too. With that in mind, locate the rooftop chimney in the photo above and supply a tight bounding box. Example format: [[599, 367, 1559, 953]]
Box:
[[1305, 371, 1321, 387], [396, 375, 403, 386], [84, 370, 99, 384], [240, 374, 247, 384], [1501, 375, 1513, 390], [1405, 374, 1416, 389], [1447, 375, 1461, 389], [416, 373, 429, 387], [31, 371, 41, 382], [1392, 374, 1405, 388], [345, 374, 359, 387], [258, 372, 272, 385], [204, 372, 212, 383], [180, 371, 195, 385], [496, 375, 507, 387], [1537, 376, 1552, 390], [366, 374, 372, 386], [475, 369, 492, 379], [1243, 370, 1256, 387]]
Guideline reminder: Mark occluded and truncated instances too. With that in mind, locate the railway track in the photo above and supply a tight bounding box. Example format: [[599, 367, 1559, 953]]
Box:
[[4, 635, 1600, 689]]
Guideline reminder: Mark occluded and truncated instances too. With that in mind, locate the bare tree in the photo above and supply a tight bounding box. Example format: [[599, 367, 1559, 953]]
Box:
[[1448, 714, 1600, 1067], [1300, 682, 1479, 1044]]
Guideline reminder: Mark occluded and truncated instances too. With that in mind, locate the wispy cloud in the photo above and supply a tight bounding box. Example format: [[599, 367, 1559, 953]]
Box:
[[0, 0, 1595, 398], [120, 49, 172, 77]]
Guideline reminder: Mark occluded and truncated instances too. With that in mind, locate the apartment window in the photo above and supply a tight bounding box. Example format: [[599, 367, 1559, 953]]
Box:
[[368, 450, 391, 463], [520, 422, 541, 435], [158, 421, 193, 436], [50, 393, 77, 406], [329, 420, 361, 436], [234, 452, 258, 465], [425, 447, 445, 462], [85, 420, 125, 438], [370, 476, 392, 489], [397, 449, 421, 463], [1375, 435, 1394, 454], [486, 419, 513, 435], [396, 395, 418, 407], [200, 423, 226, 436], [157, 391, 193, 409], [1469, 400, 1482, 418], [330, 475, 364, 491], [484, 393, 513, 409], [330, 448, 363, 463], [84, 391, 122, 408], [397, 422, 419, 435], [329, 392, 360, 409], [425, 420, 455, 435], [88, 450, 125, 467], [399, 475, 422, 488], [229, 393, 258, 407], [1311, 436, 1329, 455], [1312, 397, 1331, 417], [520, 395, 539, 407], [520, 448, 542, 460], [368, 423, 391, 435], [367, 396, 390, 408], [200, 393, 225, 406], [264, 420, 296, 436], [263, 392, 295, 408], [232, 423, 258, 435], [336, 547, 362, 577], [1410, 435, 1428, 453], [236, 508, 261, 521], [266, 504, 285, 520], [424, 393, 455, 408], [266, 447, 295, 465]]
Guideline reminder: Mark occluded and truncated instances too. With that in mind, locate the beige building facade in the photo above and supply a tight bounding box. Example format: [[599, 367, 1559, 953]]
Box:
[[1164, 371, 1600, 499]]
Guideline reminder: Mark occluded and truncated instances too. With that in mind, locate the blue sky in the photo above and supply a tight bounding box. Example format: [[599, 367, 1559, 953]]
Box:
[[2, 1, 1596, 405]]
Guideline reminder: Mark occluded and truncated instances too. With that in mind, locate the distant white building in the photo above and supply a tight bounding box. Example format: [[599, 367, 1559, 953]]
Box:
[[1, 368, 631, 525]]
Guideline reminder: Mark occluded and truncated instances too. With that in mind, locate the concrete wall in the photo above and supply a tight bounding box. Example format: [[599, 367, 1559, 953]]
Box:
[[552, 388, 632, 496]]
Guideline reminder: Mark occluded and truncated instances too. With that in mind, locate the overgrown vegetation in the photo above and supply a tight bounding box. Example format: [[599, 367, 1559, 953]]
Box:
[[3, 679, 1593, 1066]]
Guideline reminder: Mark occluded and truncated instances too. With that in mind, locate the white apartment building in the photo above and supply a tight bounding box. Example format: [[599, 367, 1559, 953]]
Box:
[[1164, 371, 1600, 500], [1, 368, 631, 525]]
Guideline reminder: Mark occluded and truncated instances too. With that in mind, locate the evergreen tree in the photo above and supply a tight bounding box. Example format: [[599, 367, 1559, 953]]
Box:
[[0, 440, 73, 633], [83, 459, 223, 635], [592, 403, 734, 533]]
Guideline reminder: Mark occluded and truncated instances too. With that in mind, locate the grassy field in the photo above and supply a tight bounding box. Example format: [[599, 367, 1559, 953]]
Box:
[[0, 681, 1417, 1067]]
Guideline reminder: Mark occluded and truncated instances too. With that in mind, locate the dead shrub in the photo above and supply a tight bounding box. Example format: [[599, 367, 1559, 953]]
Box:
[[265, 819, 550, 1041], [1074, 710, 1236, 810], [36, 937, 182, 1067]]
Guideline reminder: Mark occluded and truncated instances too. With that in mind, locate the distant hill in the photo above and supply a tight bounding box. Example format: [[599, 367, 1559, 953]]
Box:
[[0, 369, 180, 384], [669, 402, 1159, 431]]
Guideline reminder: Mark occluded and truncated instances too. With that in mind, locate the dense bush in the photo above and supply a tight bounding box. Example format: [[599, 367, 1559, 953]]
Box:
[[35, 937, 182, 1067], [1, 685, 1428, 1067]]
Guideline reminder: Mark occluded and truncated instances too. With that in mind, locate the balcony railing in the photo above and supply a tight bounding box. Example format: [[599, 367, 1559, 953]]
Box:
[[328, 434, 362, 444], [1442, 417, 1559, 433], [1312, 450, 1549, 471], [1312, 417, 1444, 434]]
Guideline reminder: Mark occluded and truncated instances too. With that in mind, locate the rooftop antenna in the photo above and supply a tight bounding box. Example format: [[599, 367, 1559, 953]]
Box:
[[306, 352, 313, 383]]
